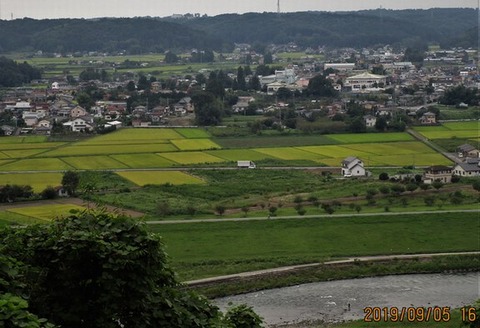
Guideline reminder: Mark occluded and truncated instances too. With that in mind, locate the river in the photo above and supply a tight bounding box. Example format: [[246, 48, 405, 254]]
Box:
[[214, 272, 479, 326]]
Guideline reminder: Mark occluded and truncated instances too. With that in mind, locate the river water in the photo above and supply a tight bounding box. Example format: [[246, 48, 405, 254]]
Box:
[[214, 273, 479, 326]]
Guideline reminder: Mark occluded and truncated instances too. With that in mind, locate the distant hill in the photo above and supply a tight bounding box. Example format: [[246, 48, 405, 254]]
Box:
[[0, 9, 476, 54], [182, 8, 477, 49], [0, 17, 227, 54]]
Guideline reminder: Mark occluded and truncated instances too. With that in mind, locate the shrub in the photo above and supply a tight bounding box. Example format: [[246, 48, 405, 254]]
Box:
[[379, 172, 389, 181], [224, 304, 263, 328], [41, 186, 57, 200]]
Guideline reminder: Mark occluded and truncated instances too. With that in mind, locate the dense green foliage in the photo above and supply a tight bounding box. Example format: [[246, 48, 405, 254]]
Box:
[[0, 17, 226, 53], [184, 9, 476, 48], [0, 211, 263, 327], [0, 56, 41, 87], [440, 85, 479, 106], [0, 9, 476, 54]]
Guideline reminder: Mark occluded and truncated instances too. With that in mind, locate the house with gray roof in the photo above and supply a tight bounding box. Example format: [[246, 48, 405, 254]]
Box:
[[453, 158, 480, 177]]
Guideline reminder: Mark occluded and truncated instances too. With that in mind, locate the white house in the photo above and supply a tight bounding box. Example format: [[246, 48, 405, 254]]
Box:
[[341, 156, 366, 177], [363, 115, 377, 128], [453, 158, 480, 177], [63, 118, 93, 132]]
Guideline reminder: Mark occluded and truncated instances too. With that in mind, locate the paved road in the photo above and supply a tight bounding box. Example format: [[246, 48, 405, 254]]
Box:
[[185, 251, 480, 286], [146, 208, 480, 225]]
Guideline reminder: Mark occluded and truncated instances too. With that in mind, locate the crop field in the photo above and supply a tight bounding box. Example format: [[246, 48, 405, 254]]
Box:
[[6, 204, 85, 221], [0, 158, 73, 171], [159, 151, 226, 165], [170, 139, 220, 151], [78, 128, 184, 143], [254, 147, 326, 161], [61, 156, 129, 170], [150, 212, 480, 280], [297, 145, 374, 159], [0, 142, 64, 150], [414, 121, 479, 139], [214, 135, 339, 148], [206, 149, 274, 161], [2, 149, 50, 158], [175, 128, 211, 139], [40, 143, 178, 157], [111, 154, 175, 168], [0, 172, 63, 192], [116, 171, 205, 186], [327, 132, 414, 144], [0, 136, 48, 144]]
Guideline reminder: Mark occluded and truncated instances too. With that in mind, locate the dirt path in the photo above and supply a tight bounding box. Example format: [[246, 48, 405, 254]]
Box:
[[185, 251, 480, 286]]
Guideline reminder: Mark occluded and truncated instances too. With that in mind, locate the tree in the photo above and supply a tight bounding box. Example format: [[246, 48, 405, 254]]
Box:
[[236, 66, 246, 91], [241, 206, 250, 217], [406, 183, 418, 193], [305, 74, 338, 98], [215, 205, 226, 216], [41, 186, 57, 200], [61, 171, 80, 196], [374, 116, 388, 132], [379, 172, 389, 181], [268, 206, 277, 217], [0, 211, 251, 327], [263, 52, 273, 64], [164, 51, 179, 63], [224, 304, 263, 328], [349, 117, 367, 133], [192, 91, 224, 126], [424, 196, 436, 207], [432, 180, 444, 191], [472, 180, 480, 193]]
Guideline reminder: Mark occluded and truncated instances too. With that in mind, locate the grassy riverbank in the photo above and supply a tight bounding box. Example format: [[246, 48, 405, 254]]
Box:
[[192, 254, 479, 298]]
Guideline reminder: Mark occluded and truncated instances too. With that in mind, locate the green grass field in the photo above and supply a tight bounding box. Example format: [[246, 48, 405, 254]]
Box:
[[150, 212, 479, 280], [7, 204, 85, 221], [116, 171, 205, 186]]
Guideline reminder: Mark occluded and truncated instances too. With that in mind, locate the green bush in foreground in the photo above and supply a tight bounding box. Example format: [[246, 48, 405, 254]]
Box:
[[0, 210, 263, 328]]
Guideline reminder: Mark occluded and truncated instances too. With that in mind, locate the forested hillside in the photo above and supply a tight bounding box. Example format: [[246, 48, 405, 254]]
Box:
[[0, 17, 227, 53], [0, 8, 476, 54], [184, 8, 477, 48]]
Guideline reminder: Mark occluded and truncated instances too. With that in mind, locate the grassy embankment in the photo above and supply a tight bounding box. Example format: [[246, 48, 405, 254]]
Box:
[[149, 211, 480, 282]]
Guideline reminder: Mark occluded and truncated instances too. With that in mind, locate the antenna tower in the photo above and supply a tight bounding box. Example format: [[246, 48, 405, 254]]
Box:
[[277, 0, 280, 14]]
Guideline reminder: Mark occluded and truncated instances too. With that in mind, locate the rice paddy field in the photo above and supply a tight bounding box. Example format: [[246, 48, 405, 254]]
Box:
[[0, 172, 63, 192], [0, 128, 455, 189], [413, 121, 479, 139], [116, 171, 205, 186], [3, 203, 85, 222]]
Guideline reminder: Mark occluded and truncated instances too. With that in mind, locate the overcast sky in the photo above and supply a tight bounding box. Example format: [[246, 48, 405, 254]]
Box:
[[0, 0, 477, 20]]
